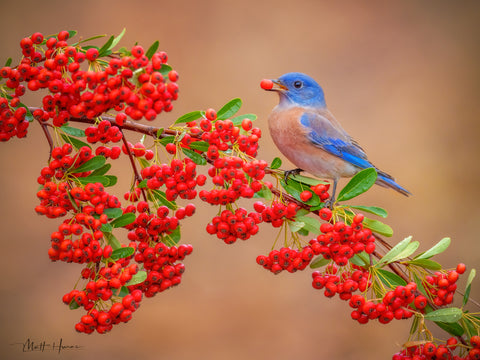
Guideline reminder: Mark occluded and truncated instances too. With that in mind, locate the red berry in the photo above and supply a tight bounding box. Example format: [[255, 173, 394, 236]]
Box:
[[86, 48, 99, 61], [456, 263, 466, 274], [260, 79, 273, 90], [205, 108, 217, 121], [300, 190, 312, 202]]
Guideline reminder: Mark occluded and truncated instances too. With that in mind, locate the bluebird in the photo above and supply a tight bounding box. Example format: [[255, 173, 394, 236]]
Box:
[[263, 72, 410, 203]]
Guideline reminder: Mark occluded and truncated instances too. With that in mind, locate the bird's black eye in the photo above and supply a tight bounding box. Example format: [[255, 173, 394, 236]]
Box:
[[293, 80, 303, 89]]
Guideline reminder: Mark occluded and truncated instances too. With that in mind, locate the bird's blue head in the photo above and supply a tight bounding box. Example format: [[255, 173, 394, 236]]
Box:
[[266, 72, 326, 108]]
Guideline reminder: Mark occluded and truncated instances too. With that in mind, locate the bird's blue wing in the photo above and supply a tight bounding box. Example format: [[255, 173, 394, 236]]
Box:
[[300, 112, 372, 170]]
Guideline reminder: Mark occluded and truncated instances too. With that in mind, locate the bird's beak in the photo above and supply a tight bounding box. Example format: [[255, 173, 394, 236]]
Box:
[[271, 79, 288, 91]]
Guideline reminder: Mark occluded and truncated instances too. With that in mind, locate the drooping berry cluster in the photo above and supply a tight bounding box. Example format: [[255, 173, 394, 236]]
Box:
[[256, 245, 316, 274], [140, 158, 199, 201], [129, 241, 193, 298], [423, 268, 461, 306], [392, 335, 480, 360], [199, 156, 268, 205], [314, 214, 376, 266], [206, 208, 261, 244], [311, 264, 372, 300], [252, 201, 298, 227], [85, 120, 122, 144]]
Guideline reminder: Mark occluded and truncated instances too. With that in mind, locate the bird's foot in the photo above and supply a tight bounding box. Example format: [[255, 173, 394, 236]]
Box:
[[284, 168, 303, 184], [324, 196, 336, 210]]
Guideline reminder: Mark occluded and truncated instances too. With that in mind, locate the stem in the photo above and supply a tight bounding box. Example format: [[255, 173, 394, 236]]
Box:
[[120, 129, 148, 204], [36, 118, 54, 161]]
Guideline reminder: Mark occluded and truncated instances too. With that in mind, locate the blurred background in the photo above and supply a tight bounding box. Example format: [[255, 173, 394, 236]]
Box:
[[0, 0, 479, 359]]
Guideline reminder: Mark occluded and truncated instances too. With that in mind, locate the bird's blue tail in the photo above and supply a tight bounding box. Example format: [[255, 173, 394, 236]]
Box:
[[376, 170, 411, 196]]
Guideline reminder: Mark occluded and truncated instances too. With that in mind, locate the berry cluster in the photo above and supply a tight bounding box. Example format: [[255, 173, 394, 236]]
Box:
[[392, 335, 480, 360], [0, 97, 29, 141], [206, 208, 261, 244], [36, 144, 94, 184], [314, 214, 376, 266], [423, 268, 462, 306], [0, 30, 179, 142], [256, 245, 316, 274], [311, 264, 371, 300], [252, 201, 298, 227], [349, 282, 421, 325], [195, 114, 261, 158], [129, 241, 192, 298], [140, 158, 199, 201], [199, 156, 267, 205], [85, 120, 122, 144], [46, 182, 121, 263], [67, 261, 142, 334]]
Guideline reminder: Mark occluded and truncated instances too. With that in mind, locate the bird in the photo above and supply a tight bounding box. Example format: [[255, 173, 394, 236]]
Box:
[[262, 72, 410, 204]]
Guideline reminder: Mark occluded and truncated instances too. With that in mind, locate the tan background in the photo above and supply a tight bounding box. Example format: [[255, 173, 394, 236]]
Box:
[[1, 0, 479, 359]]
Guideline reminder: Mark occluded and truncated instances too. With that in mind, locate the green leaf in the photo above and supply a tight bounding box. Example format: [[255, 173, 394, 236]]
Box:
[[182, 148, 206, 165], [68, 30, 78, 39], [137, 179, 147, 188], [407, 258, 442, 270], [152, 190, 177, 210], [111, 247, 135, 260], [337, 168, 377, 202], [61, 134, 91, 150], [76, 175, 111, 186], [98, 35, 114, 57], [386, 241, 420, 264], [463, 317, 478, 338], [103, 208, 123, 219], [159, 135, 175, 146], [415, 237, 451, 260], [105, 175, 117, 187], [288, 220, 305, 233], [104, 232, 121, 250], [112, 286, 129, 298], [350, 252, 370, 267], [424, 307, 463, 323], [231, 113, 257, 126], [137, 157, 151, 169], [413, 272, 429, 297], [463, 268, 476, 307], [159, 64, 172, 76], [69, 298, 80, 310], [4, 57, 12, 67], [110, 213, 136, 228], [348, 205, 388, 218], [253, 186, 273, 201], [145, 40, 159, 60], [72, 156, 106, 173], [280, 179, 320, 207], [188, 141, 210, 152], [363, 217, 393, 237], [295, 215, 321, 235], [376, 268, 407, 289], [90, 163, 111, 176], [71, 34, 107, 46], [434, 321, 465, 337], [165, 227, 181, 245], [217, 98, 242, 120], [110, 28, 126, 50], [270, 157, 282, 170], [175, 110, 203, 124], [101, 223, 113, 233], [310, 256, 331, 269], [126, 271, 147, 286], [290, 174, 329, 187], [376, 236, 412, 267]]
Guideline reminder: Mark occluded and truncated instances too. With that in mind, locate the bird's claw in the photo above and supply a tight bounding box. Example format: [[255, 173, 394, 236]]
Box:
[[284, 168, 303, 184]]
